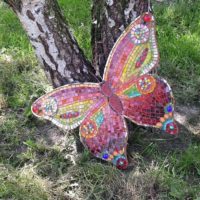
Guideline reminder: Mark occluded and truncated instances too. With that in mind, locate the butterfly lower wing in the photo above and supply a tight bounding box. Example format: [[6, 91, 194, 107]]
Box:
[[32, 83, 102, 130], [120, 75, 178, 135], [79, 98, 129, 169], [103, 13, 159, 89]]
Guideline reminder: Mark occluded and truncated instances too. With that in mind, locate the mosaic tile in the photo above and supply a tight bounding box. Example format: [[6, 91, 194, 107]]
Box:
[[32, 13, 178, 170]]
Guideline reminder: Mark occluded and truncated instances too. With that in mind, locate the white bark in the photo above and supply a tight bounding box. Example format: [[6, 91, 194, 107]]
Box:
[[124, 0, 137, 22], [5, 0, 97, 87], [17, 0, 69, 78]]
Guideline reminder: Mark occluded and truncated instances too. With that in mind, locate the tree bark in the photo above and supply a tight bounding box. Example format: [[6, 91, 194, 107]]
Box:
[[3, 0, 150, 156], [4, 0, 149, 86], [4, 0, 97, 87], [92, 0, 149, 77]]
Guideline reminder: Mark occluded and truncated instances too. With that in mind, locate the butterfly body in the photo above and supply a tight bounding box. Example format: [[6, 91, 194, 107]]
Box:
[[32, 13, 178, 169], [101, 81, 124, 114]]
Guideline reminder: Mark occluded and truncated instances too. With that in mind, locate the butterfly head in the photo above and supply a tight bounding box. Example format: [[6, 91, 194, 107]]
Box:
[[32, 97, 58, 118], [143, 13, 154, 23]]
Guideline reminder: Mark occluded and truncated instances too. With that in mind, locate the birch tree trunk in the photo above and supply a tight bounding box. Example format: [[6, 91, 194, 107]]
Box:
[[4, 0, 97, 87], [92, 0, 149, 77], [4, 0, 149, 86]]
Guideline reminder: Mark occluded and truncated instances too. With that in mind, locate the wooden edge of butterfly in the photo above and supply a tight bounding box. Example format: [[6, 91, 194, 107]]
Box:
[[31, 13, 179, 170]]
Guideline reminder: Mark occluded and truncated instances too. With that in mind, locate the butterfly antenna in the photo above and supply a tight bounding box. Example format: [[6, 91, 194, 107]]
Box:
[[148, 0, 152, 13], [151, 67, 158, 75], [99, 73, 103, 81], [88, 70, 102, 83]]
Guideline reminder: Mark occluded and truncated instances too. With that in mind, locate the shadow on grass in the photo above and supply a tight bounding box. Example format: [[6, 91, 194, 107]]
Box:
[[127, 104, 200, 162]]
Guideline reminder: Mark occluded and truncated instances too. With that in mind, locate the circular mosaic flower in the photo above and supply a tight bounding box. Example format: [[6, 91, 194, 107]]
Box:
[[131, 24, 150, 44], [166, 122, 178, 135], [116, 157, 128, 170], [137, 75, 156, 94], [80, 119, 98, 139], [43, 97, 58, 116]]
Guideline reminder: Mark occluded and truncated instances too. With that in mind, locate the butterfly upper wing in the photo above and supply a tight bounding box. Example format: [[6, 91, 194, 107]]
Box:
[[119, 74, 178, 135], [79, 98, 129, 170], [31, 83, 103, 130], [102, 12, 178, 135], [103, 13, 159, 89]]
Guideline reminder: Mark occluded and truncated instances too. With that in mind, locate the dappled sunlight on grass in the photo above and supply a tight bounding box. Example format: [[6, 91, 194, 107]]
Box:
[[154, 0, 200, 104], [0, 48, 50, 109], [0, 51, 13, 64], [59, 0, 92, 59], [0, 94, 7, 109], [0, 164, 54, 199], [175, 105, 200, 135], [0, 4, 31, 51]]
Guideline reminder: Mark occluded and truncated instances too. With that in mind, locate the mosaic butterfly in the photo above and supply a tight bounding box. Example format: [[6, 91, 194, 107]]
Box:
[[32, 13, 178, 170]]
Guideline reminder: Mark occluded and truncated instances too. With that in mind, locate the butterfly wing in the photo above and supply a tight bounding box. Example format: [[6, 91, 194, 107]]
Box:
[[119, 74, 178, 135], [102, 12, 178, 134], [31, 83, 103, 130], [103, 13, 159, 89], [79, 98, 129, 170]]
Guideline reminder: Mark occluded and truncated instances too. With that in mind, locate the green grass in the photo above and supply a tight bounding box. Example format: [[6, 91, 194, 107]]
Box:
[[0, 164, 51, 199], [59, 0, 92, 59], [0, 6, 30, 51], [0, 0, 200, 199], [154, 0, 200, 104]]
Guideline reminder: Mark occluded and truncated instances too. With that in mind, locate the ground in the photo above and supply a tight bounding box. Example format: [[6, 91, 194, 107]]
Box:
[[0, 0, 200, 199]]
